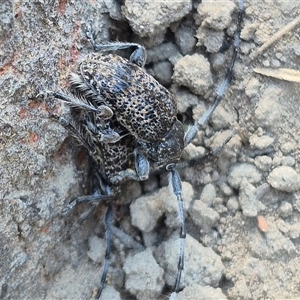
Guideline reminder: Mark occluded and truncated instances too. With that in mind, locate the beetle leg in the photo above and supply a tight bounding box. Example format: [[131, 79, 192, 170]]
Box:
[[109, 169, 143, 184], [129, 45, 146, 67], [97, 129, 122, 143], [134, 148, 150, 180], [184, 0, 244, 147], [96, 201, 113, 299], [166, 164, 186, 296], [61, 193, 115, 216], [110, 148, 150, 184], [86, 24, 146, 67], [84, 119, 123, 144], [93, 42, 146, 68], [59, 172, 116, 246], [51, 115, 96, 151]]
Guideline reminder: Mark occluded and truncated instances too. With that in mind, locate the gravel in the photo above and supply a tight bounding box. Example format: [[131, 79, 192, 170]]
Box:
[[267, 166, 300, 192], [227, 163, 262, 189], [123, 248, 164, 300], [173, 54, 213, 96]]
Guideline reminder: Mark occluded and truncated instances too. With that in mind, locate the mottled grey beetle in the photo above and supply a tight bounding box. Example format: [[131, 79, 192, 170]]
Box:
[[52, 1, 244, 298], [55, 44, 185, 185]]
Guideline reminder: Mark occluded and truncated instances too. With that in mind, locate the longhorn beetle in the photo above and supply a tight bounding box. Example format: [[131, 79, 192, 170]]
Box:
[[51, 1, 244, 298]]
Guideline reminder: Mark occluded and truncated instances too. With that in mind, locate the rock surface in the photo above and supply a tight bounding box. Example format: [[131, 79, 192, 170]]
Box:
[[1, 1, 300, 300]]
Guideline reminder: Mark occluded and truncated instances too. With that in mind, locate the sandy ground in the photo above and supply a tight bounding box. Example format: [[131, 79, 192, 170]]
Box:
[[1, 0, 300, 299]]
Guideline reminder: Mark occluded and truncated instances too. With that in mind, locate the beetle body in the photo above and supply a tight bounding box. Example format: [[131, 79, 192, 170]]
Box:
[[64, 50, 185, 171], [60, 97, 137, 188], [71, 52, 179, 143]]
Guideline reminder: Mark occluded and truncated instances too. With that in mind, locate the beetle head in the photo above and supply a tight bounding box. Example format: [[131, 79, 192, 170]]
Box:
[[138, 120, 184, 165]]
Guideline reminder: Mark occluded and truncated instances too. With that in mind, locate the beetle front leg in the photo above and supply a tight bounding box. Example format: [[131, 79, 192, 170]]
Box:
[[85, 23, 146, 67], [110, 148, 150, 184], [84, 119, 124, 144], [133, 148, 150, 180]]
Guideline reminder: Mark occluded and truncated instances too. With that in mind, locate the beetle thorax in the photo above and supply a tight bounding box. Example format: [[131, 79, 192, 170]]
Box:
[[138, 119, 184, 165]]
